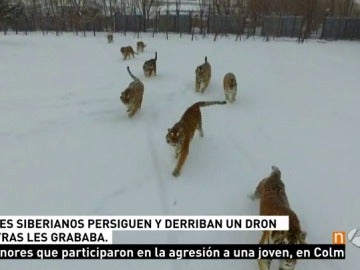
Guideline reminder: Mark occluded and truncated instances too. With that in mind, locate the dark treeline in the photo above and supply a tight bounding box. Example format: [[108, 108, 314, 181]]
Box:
[[0, 0, 359, 36]]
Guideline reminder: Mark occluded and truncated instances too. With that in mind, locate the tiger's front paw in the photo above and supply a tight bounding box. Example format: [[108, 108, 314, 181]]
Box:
[[172, 169, 180, 177]]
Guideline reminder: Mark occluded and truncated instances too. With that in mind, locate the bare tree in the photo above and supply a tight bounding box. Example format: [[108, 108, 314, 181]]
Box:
[[9, 1, 26, 34], [43, 0, 63, 35], [0, 0, 10, 34], [104, 0, 118, 32], [69, 0, 89, 35], [81, 0, 102, 35], [175, 0, 181, 15], [213, 0, 234, 15], [134, 0, 163, 31], [198, 0, 207, 11], [23, 0, 40, 31], [337, 0, 354, 16]]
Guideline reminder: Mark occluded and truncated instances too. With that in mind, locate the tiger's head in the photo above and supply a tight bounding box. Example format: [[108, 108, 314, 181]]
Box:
[[195, 65, 204, 78], [107, 33, 113, 43], [120, 88, 131, 104], [137, 41, 146, 47], [143, 62, 154, 77], [121, 46, 133, 54], [196, 62, 210, 80], [166, 124, 184, 146]]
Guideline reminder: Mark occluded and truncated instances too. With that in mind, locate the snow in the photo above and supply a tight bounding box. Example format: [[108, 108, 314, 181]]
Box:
[[0, 32, 359, 269]]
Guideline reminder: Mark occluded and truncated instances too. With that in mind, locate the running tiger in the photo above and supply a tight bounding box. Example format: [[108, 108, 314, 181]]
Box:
[[195, 56, 211, 93], [166, 100, 226, 177], [107, 33, 113, 43], [137, 41, 146, 53], [143, 52, 157, 77], [120, 46, 137, 60], [223, 72, 237, 103], [120, 66, 144, 118], [250, 166, 307, 270]]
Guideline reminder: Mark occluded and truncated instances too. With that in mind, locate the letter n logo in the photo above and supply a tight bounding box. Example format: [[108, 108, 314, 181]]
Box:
[[332, 231, 346, 244]]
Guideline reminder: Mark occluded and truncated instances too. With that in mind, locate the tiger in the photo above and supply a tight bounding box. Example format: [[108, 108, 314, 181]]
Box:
[[107, 32, 113, 43], [120, 66, 144, 118], [195, 56, 211, 93], [143, 52, 157, 77], [120, 46, 137, 60], [297, 25, 307, 44], [250, 166, 307, 270], [223, 72, 237, 103], [166, 100, 226, 177], [137, 41, 146, 53]]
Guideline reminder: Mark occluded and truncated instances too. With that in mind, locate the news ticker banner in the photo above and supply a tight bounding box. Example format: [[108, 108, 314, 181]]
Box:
[[0, 216, 346, 261], [0, 216, 288, 244], [0, 244, 346, 260]]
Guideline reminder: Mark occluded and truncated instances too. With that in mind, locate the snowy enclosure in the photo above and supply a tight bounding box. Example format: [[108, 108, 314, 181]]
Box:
[[0, 32, 359, 269]]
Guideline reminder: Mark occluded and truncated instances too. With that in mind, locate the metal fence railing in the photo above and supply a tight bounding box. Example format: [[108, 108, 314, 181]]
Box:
[[3, 12, 360, 41], [262, 16, 304, 38], [321, 17, 360, 40], [208, 14, 245, 34]]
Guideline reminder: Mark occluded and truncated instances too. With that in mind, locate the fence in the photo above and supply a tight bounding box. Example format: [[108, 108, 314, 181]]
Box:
[[156, 14, 191, 33], [115, 15, 143, 32], [114, 13, 250, 36], [208, 14, 245, 35], [321, 17, 360, 40], [115, 14, 190, 33], [3, 12, 360, 41], [262, 16, 304, 38]]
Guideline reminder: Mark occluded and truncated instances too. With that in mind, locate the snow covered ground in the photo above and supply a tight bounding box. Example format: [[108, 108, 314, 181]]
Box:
[[0, 32, 359, 269]]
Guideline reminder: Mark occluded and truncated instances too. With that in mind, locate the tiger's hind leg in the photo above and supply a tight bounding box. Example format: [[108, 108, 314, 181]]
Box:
[[200, 81, 208, 93], [258, 231, 272, 270], [151, 67, 155, 77], [195, 80, 201, 92], [203, 78, 210, 92], [231, 88, 237, 103], [258, 259, 272, 270], [224, 91, 231, 103]]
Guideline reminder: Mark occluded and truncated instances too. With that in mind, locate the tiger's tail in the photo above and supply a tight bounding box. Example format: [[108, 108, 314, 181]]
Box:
[[127, 66, 140, 81], [194, 100, 227, 108], [154, 51, 157, 61]]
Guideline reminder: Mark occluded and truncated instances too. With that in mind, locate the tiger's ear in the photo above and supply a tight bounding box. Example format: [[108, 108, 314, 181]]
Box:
[[167, 128, 171, 132]]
